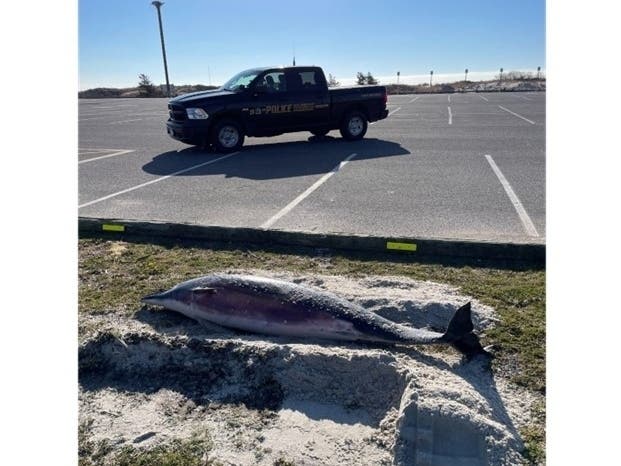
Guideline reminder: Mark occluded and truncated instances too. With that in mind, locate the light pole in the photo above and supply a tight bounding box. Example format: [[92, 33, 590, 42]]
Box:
[[430, 70, 433, 87], [537, 66, 541, 80], [151, 1, 171, 97], [397, 71, 400, 85], [499, 67, 503, 86], [465, 68, 468, 82]]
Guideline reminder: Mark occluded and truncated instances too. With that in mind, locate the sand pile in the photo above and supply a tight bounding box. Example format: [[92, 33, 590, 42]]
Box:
[[79, 271, 532, 465]]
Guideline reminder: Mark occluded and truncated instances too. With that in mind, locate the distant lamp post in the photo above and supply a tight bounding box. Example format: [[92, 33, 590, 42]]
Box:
[[499, 67, 503, 85], [537, 66, 541, 80], [151, 1, 171, 97], [430, 70, 433, 87], [465, 68, 468, 82], [397, 71, 400, 85]]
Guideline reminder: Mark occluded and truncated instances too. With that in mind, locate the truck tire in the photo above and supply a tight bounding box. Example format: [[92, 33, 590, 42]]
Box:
[[211, 119, 245, 153], [340, 111, 368, 140]]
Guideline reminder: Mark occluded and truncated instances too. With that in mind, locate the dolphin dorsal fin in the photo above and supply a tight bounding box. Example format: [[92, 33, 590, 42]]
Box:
[[191, 286, 217, 294]]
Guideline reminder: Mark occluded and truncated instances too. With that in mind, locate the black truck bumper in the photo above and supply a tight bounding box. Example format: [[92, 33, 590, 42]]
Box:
[[166, 119, 211, 145], [368, 109, 389, 123]]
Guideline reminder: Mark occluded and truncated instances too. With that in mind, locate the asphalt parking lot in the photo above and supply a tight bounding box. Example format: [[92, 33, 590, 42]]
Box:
[[79, 92, 545, 244]]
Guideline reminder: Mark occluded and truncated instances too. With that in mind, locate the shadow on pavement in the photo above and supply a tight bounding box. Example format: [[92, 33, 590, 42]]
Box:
[[142, 137, 410, 180]]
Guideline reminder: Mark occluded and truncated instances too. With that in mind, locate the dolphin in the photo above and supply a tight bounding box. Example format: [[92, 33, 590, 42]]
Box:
[[142, 274, 489, 358]]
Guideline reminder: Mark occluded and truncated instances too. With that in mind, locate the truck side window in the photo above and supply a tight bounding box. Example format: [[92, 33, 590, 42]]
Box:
[[287, 70, 325, 92], [255, 71, 286, 93]]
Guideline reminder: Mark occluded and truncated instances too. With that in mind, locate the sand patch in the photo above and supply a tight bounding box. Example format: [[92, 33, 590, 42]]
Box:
[[79, 271, 532, 465]]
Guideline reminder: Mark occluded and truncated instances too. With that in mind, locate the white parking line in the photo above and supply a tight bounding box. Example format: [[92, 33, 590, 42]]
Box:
[[89, 105, 137, 109], [408, 96, 420, 103], [478, 94, 489, 102], [448, 106, 452, 125], [262, 153, 357, 228], [79, 152, 239, 209], [110, 118, 143, 125], [498, 105, 536, 124], [517, 94, 531, 101], [448, 95, 451, 103], [79, 149, 135, 165], [485, 154, 539, 237]]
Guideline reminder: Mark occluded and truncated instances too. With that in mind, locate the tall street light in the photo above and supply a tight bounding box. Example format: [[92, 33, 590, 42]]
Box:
[[430, 70, 433, 87], [465, 68, 468, 82], [152, 1, 171, 97]]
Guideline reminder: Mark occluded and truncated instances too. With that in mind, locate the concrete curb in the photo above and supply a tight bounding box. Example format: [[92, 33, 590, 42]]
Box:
[[78, 217, 545, 267]]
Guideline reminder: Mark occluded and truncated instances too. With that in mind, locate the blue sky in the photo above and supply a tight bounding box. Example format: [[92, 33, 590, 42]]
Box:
[[79, 0, 545, 89]]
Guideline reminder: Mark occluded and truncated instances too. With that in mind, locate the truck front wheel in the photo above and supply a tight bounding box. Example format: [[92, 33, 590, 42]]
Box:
[[211, 119, 245, 153], [340, 111, 368, 141]]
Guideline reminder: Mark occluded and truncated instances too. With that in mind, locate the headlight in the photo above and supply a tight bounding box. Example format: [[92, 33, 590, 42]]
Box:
[[186, 108, 209, 119]]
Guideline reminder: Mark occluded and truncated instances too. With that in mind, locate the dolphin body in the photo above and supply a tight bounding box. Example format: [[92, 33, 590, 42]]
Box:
[[142, 274, 489, 358]]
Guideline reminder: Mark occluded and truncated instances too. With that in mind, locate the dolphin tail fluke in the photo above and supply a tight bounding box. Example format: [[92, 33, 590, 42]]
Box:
[[442, 302, 491, 359]]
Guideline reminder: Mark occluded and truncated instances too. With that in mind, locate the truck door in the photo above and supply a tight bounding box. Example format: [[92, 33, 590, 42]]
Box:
[[245, 70, 290, 134], [284, 68, 330, 129]]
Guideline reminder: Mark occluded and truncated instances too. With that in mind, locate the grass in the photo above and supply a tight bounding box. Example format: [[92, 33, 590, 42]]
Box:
[[78, 237, 545, 464], [79, 418, 216, 466]]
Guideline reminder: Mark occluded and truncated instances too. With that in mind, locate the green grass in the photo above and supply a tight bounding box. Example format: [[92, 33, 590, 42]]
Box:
[[79, 237, 545, 463]]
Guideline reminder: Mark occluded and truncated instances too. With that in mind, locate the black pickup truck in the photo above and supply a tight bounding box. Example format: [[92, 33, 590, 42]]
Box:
[[166, 66, 388, 152]]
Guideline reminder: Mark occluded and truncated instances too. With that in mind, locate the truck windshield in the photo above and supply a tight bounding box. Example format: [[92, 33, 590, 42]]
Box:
[[222, 69, 262, 92]]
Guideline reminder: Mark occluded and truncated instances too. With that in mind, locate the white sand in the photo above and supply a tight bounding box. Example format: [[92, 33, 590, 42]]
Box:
[[79, 271, 535, 465]]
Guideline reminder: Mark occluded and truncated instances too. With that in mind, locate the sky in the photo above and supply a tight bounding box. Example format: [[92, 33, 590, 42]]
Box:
[[79, 0, 545, 89]]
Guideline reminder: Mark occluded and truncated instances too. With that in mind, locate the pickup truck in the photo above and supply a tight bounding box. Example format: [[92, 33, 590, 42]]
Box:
[[166, 66, 389, 152]]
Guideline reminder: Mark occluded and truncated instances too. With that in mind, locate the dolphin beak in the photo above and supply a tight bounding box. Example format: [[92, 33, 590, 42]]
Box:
[[141, 290, 171, 306]]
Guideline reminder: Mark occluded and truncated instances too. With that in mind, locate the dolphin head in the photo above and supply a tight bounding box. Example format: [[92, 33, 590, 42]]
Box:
[[141, 285, 194, 314]]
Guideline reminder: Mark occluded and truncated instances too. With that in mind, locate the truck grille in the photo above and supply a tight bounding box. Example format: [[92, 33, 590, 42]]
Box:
[[168, 104, 186, 121]]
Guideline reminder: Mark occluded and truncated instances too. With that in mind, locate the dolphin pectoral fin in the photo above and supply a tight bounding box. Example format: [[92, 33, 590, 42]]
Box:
[[441, 302, 491, 360]]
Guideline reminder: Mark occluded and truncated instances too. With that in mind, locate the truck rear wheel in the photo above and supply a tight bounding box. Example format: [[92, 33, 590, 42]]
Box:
[[340, 111, 367, 141], [211, 119, 245, 153]]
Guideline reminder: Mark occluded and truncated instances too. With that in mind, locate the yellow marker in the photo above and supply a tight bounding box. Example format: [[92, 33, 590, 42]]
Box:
[[386, 241, 417, 252], [102, 224, 125, 232]]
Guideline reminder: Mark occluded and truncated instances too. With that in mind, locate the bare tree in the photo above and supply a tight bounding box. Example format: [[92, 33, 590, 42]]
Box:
[[366, 72, 378, 85], [356, 72, 366, 85], [327, 73, 341, 87]]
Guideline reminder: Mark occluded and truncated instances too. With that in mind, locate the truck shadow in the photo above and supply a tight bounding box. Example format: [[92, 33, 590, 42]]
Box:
[[142, 137, 410, 180]]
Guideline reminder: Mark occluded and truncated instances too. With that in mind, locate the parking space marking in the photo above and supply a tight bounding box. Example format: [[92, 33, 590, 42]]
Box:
[[408, 96, 420, 103], [79, 148, 110, 154], [498, 105, 536, 124], [478, 94, 489, 102], [448, 106, 452, 125], [85, 105, 137, 109], [517, 94, 531, 101], [110, 118, 143, 125], [79, 152, 240, 209], [448, 95, 451, 103], [485, 154, 539, 237], [79, 149, 135, 165], [262, 152, 357, 228]]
